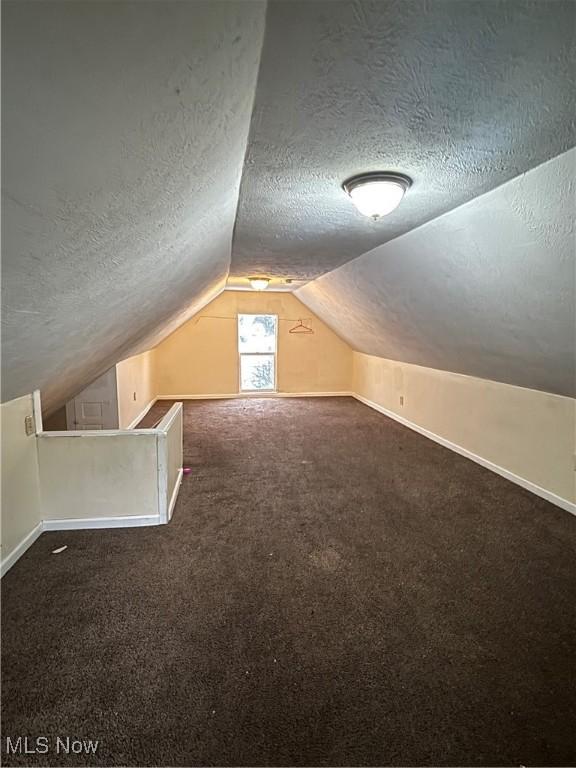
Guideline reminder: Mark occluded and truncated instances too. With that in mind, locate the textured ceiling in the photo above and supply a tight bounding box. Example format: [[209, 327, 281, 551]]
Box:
[[2, 0, 574, 411], [1, 0, 265, 412], [297, 149, 576, 398], [230, 0, 575, 282]]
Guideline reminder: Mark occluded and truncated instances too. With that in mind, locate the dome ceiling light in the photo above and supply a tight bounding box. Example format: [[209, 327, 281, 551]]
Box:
[[343, 172, 412, 219], [249, 277, 270, 291]]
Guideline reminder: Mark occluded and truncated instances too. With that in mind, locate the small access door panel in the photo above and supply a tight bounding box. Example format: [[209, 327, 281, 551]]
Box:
[[66, 367, 119, 430]]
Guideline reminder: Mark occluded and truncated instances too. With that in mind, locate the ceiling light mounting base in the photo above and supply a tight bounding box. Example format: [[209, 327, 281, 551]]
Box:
[[343, 171, 412, 192]]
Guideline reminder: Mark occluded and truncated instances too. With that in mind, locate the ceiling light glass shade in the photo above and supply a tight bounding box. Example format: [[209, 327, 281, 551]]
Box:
[[343, 173, 412, 219], [249, 277, 270, 291]]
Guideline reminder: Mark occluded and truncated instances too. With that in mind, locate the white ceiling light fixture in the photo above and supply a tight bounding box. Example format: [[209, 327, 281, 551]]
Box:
[[343, 172, 412, 219], [249, 277, 270, 291]]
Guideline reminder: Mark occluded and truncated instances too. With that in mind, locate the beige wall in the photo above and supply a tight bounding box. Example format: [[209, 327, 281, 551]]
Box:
[[116, 350, 155, 428], [153, 291, 353, 396], [353, 352, 575, 503], [43, 353, 154, 432], [1, 394, 43, 571]]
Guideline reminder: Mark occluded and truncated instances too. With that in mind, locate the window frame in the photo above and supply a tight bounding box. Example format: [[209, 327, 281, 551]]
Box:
[[237, 313, 278, 393]]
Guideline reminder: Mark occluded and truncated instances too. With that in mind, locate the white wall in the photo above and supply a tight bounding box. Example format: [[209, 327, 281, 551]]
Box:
[[2, 392, 184, 575], [38, 431, 160, 523], [1, 394, 43, 574], [36, 404, 184, 527], [157, 404, 183, 521], [66, 367, 119, 430], [353, 352, 575, 505]]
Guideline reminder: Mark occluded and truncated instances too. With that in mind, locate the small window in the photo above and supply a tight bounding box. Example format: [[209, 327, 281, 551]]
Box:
[[238, 314, 277, 392]]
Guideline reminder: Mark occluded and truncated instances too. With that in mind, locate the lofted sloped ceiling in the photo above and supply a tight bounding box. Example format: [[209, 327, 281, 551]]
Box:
[[1, 0, 265, 413], [2, 0, 575, 411], [230, 0, 575, 282], [297, 149, 576, 398]]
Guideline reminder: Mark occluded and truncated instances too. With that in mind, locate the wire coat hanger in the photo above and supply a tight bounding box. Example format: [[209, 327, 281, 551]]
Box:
[[289, 319, 314, 334]]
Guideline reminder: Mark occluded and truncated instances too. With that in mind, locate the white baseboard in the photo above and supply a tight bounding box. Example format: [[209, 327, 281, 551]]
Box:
[[126, 397, 157, 429], [156, 391, 353, 400], [0, 521, 43, 577], [43, 514, 161, 531], [168, 468, 184, 521], [353, 393, 576, 517]]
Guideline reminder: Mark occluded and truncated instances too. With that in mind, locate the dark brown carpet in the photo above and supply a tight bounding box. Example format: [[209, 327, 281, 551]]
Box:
[[2, 397, 575, 767]]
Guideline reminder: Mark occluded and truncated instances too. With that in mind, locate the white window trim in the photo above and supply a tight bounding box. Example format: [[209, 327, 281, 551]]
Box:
[[237, 314, 278, 393]]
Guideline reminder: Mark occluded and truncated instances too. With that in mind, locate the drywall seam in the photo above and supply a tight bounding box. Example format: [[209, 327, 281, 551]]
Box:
[[353, 393, 576, 516], [0, 522, 43, 578]]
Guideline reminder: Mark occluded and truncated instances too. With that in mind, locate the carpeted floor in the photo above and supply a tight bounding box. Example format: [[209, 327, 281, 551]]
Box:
[[2, 397, 575, 767]]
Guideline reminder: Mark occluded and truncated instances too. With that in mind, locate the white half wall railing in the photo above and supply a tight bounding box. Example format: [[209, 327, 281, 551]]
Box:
[[156, 401, 184, 524], [1, 398, 184, 576], [38, 402, 184, 530]]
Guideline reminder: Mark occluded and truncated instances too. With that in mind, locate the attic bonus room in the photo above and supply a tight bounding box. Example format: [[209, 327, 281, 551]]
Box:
[[1, 2, 575, 767]]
